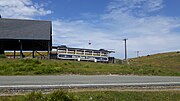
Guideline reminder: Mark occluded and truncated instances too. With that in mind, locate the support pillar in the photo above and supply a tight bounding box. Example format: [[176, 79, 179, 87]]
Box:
[[83, 50, 86, 55], [48, 41, 51, 59], [14, 50, 16, 59], [32, 41, 35, 58], [0, 41, 4, 54], [65, 49, 68, 54], [32, 50, 35, 58], [19, 40, 23, 59], [92, 51, 94, 56], [74, 50, 77, 55]]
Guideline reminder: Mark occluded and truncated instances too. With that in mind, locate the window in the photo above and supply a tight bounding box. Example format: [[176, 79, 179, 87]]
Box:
[[58, 54, 65, 57], [66, 55, 72, 58], [102, 58, 108, 61]]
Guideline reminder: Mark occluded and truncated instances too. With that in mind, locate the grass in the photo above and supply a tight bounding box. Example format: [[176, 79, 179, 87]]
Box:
[[76, 91, 180, 101], [0, 90, 180, 101], [0, 51, 180, 76], [129, 52, 180, 75], [0, 90, 77, 101]]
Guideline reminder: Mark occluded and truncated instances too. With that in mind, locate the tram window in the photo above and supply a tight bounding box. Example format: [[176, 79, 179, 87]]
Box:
[[102, 58, 107, 60], [59, 54, 65, 57], [66, 55, 72, 58], [95, 57, 101, 60]]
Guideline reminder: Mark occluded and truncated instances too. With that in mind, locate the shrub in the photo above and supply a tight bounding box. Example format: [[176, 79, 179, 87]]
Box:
[[26, 91, 47, 101], [49, 90, 78, 101], [0, 54, 6, 58]]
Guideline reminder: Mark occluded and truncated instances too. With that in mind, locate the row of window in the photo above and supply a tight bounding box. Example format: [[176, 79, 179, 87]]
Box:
[[57, 54, 108, 62]]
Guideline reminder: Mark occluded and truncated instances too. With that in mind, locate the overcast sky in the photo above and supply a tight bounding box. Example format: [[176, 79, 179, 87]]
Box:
[[0, 0, 180, 58]]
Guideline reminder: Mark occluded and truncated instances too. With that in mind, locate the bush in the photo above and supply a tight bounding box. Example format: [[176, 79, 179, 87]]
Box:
[[49, 90, 77, 101], [26, 91, 46, 101], [0, 54, 6, 58]]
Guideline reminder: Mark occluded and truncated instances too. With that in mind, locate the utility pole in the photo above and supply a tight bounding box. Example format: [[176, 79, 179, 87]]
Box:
[[123, 38, 129, 64], [123, 38, 128, 60], [136, 51, 140, 57]]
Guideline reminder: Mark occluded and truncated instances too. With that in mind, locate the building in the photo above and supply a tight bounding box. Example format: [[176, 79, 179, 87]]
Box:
[[52, 45, 115, 63], [0, 18, 52, 58]]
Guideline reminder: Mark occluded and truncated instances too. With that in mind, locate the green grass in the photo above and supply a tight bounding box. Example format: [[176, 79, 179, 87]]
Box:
[[129, 52, 180, 75], [76, 91, 180, 101], [1, 90, 180, 101], [0, 51, 180, 76], [0, 90, 77, 101]]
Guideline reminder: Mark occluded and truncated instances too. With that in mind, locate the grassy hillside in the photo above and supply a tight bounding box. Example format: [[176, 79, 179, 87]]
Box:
[[130, 52, 180, 72], [0, 52, 179, 76]]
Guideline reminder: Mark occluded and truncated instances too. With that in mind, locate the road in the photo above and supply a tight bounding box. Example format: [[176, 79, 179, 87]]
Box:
[[0, 75, 180, 89]]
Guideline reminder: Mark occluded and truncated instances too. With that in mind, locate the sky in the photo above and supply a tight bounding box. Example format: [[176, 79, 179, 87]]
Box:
[[0, 0, 180, 58]]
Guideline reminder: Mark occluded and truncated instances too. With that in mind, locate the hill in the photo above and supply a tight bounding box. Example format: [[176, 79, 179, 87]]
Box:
[[0, 52, 179, 76], [130, 52, 180, 72]]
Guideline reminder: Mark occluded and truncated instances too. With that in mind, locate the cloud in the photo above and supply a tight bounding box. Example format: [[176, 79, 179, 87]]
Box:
[[52, 20, 119, 50], [101, 0, 180, 57], [0, 0, 52, 19], [107, 0, 164, 16], [52, 0, 180, 58]]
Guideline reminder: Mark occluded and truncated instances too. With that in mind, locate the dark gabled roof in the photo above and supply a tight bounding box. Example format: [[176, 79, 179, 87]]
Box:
[[0, 18, 52, 40], [52, 45, 115, 53]]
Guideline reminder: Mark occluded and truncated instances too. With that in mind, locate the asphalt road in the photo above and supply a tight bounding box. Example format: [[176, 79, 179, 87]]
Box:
[[0, 75, 180, 89]]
